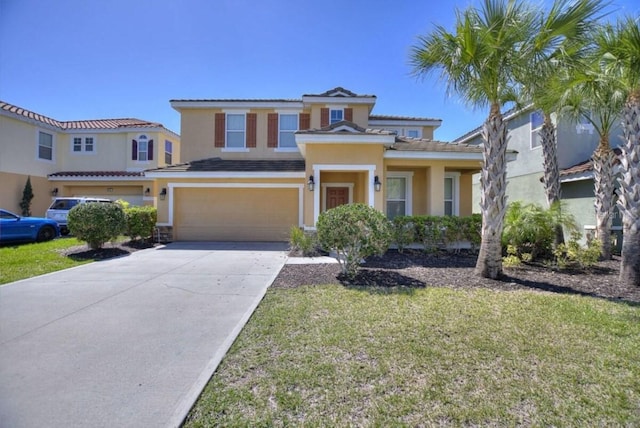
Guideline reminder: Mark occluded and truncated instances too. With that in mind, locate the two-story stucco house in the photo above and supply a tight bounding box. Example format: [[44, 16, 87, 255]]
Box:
[[0, 101, 180, 216], [147, 87, 510, 242], [455, 106, 623, 246]]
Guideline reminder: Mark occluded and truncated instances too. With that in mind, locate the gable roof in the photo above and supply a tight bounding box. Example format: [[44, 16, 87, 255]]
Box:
[[452, 105, 529, 144], [296, 120, 395, 136], [0, 100, 179, 136], [303, 87, 374, 98], [559, 148, 622, 182]]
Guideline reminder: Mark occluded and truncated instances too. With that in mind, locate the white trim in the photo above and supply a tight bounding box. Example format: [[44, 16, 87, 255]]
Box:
[[321, 183, 354, 211], [171, 101, 304, 109], [48, 176, 146, 182], [221, 148, 250, 153], [369, 119, 442, 127], [302, 96, 376, 105], [225, 112, 246, 149], [274, 147, 300, 153], [560, 172, 593, 183], [444, 172, 461, 216], [296, 134, 394, 144], [166, 182, 304, 228], [145, 171, 305, 179], [386, 172, 414, 217], [221, 108, 250, 114], [312, 164, 377, 225], [278, 112, 298, 149], [36, 129, 55, 163], [274, 108, 303, 114]]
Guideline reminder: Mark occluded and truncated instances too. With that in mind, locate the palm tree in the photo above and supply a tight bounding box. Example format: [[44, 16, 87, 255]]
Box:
[[410, 0, 604, 279], [561, 53, 626, 260], [596, 16, 640, 285], [520, 0, 606, 248]]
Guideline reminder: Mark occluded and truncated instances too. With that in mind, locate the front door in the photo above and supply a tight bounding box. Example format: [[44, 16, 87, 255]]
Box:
[[326, 187, 349, 210]]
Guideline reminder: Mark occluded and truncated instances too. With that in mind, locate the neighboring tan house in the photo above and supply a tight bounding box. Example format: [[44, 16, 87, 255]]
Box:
[[0, 101, 180, 216], [454, 106, 624, 248], [147, 87, 515, 241]]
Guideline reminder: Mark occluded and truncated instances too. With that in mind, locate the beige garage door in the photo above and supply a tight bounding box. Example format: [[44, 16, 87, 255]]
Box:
[[174, 187, 299, 241]]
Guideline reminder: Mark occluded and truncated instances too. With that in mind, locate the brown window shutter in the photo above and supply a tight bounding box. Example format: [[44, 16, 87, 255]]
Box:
[[132, 139, 138, 160], [214, 113, 225, 147], [344, 108, 353, 122], [320, 108, 329, 127], [267, 113, 278, 148], [246, 113, 257, 148], [148, 140, 154, 160], [299, 113, 310, 130]]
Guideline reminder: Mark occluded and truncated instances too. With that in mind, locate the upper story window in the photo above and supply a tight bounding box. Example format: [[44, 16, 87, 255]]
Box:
[[576, 113, 595, 134], [38, 131, 54, 161], [406, 129, 420, 138], [226, 114, 246, 148], [330, 109, 343, 124], [72, 136, 95, 153], [132, 135, 154, 161], [165, 140, 173, 165], [530, 110, 544, 149], [279, 114, 298, 148]]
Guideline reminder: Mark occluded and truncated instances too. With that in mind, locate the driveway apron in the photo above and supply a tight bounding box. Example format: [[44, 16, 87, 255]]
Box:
[[0, 242, 288, 428]]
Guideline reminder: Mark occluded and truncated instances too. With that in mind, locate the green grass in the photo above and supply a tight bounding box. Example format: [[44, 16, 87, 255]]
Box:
[[185, 285, 640, 427], [0, 238, 93, 284]]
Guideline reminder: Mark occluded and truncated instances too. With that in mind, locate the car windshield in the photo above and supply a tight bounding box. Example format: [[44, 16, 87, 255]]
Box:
[[50, 200, 80, 210]]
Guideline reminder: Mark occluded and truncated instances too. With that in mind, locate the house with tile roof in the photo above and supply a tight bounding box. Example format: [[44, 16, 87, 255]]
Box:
[[0, 101, 180, 215], [147, 87, 515, 241], [454, 106, 624, 249]]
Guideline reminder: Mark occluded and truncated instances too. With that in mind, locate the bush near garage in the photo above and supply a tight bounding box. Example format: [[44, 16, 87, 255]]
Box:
[[124, 206, 157, 241], [317, 203, 392, 278], [68, 202, 126, 250]]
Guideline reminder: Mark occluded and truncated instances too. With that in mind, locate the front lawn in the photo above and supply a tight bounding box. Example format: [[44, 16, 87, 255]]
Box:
[[185, 285, 640, 426]]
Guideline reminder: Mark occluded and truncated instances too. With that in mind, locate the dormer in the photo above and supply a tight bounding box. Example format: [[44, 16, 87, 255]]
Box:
[[302, 87, 376, 129]]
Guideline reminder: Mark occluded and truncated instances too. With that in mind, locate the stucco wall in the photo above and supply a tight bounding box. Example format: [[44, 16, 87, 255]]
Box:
[[0, 171, 52, 216]]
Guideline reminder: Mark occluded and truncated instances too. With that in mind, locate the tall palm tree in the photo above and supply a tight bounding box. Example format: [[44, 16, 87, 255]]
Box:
[[562, 55, 625, 260], [411, 0, 604, 279], [596, 16, 640, 285], [520, 0, 606, 248]]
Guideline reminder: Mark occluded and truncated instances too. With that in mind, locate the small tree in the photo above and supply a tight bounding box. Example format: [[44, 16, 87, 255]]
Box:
[[317, 203, 392, 278], [19, 176, 34, 216], [68, 202, 126, 249]]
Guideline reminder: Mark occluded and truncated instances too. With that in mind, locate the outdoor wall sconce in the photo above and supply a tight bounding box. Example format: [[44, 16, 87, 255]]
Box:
[[307, 175, 315, 191], [51, 188, 59, 196], [159, 188, 167, 200], [144, 187, 150, 196], [374, 176, 382, 192]]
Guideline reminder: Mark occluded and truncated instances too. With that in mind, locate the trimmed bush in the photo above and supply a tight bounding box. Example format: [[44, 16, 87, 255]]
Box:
[[317, 203, 392, 278], [68, 202, 126, 249], [289, 226, 321, 257], [391, 214, 482, 253], [124, 206, 157, 241]]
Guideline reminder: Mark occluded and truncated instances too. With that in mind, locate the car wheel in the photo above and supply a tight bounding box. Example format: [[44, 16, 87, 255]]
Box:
[[37, 226, 56, 242], [61, 229, 70, 236]]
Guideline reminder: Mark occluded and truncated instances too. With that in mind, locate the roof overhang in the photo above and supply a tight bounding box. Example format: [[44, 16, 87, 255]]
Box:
[[170, 100, 304, 111], [48, 175, 147, 182], [301, 96, 377, 106], [369, 119, 442, 128], [384, 151, 518, 162], [144, 171, 305, 179]]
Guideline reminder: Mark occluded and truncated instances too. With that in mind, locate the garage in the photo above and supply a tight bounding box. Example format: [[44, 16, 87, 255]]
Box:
[[173, 186, 301, 241]]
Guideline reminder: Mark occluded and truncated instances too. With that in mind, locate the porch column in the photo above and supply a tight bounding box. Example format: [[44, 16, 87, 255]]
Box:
[[427, 165, 445, 216]]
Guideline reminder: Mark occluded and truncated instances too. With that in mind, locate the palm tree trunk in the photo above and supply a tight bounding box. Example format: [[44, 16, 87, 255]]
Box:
[[476, 104, 508, 279], [540, 112, 564, 246], [618, 89, 640, 286], [592, 135, 615, 260]]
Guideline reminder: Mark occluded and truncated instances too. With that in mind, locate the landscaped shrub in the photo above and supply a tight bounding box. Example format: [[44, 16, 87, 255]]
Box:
[[392, 214, 482, 253], [502, 201, 577, 261], [391, 216, 415, 253], [68, 202, 126, 249], [289, 226, 321, 257], [553, 232, 602, 269], [317, 203, 392, 278], [124, 206, 157, 241]]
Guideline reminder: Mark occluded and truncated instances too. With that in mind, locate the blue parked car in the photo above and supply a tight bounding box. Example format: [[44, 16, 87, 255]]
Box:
[[0, 209, 60, 243]]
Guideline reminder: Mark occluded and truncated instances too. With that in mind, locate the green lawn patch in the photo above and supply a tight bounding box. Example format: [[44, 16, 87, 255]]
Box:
[[1, 238, 98, 284], [185, 285, 640, 427]]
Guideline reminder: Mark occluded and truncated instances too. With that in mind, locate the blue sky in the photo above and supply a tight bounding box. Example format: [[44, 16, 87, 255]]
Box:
[[1, 0, 637, 141]]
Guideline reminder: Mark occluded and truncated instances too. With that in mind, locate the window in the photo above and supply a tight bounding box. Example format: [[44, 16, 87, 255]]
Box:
[[72, 136, 94, 153], [226, 114, 245, 148], [444, 173, 460, 216], [530, 110, 544, 149], [279, 114, 297, 148], [38, 131, 53, 160], [330, 109, 343, 125], [386, 172, 413, 220], [165, 140, 173, 165], [139, 135, 149, 161], [406, 129, 419, 138], [576, 113, 595, 134]]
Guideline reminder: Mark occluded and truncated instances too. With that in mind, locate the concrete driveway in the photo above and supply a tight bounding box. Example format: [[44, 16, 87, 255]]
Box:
[[0, 242, 288, 428]]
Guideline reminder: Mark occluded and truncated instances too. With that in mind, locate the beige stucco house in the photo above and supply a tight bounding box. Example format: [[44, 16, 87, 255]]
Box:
[[148, 87, 492, 241], [0, 101, 180, 215]]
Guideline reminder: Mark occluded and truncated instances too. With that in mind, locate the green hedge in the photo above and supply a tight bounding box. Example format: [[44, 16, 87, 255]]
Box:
[[391, 214, 482, 253], [68, 202, 126, 249], [124, 206, 157, 241]]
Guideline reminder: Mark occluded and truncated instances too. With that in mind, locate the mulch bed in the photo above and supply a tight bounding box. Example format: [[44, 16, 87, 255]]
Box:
[[58, 239, 157, 261], [273, 250, 640, 304]]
